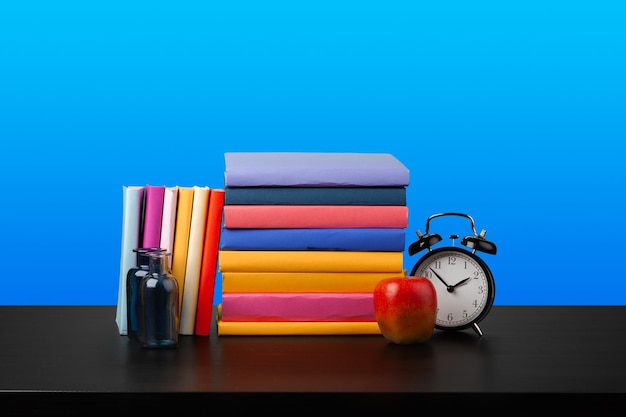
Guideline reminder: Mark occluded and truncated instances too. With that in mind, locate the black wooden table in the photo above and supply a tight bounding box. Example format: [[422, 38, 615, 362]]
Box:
[[1, 306, 624, 414]]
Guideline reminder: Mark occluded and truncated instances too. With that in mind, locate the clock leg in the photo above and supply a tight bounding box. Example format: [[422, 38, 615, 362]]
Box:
[[472, 322, 483, 337]]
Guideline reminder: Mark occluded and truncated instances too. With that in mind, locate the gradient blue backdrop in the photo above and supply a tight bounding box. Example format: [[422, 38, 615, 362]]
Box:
[[1, 1, 624, 306]]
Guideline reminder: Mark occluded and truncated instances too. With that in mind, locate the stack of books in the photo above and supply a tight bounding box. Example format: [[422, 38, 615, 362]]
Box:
[[115, 184, 225, 337], [216, 152, 410, 335]]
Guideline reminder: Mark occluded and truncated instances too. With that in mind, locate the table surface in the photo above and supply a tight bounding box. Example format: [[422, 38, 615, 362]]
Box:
[[1, 305, 625, 412]]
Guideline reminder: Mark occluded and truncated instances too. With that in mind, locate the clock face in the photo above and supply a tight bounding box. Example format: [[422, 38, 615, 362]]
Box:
[[411, 247, 495, 330]]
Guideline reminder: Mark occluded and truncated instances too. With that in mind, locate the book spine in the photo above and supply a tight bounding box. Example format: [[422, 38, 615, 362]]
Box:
[[219, 228, 406, 251], [224, 152, 409, 187], [170, 187, 195, 315], [223, 205, 408, 229], [224, 186, 407, 206], [159, 186, 179, 269], [216, 320, 381, 336], [221, 271, 403, 293], [195, 189, 225, 336], [179, 186, 210, 335], [142, 185, 166, 248], [218, 250, 404, 273], [116, 186, 145, 335], [220, 292, 375, 322]]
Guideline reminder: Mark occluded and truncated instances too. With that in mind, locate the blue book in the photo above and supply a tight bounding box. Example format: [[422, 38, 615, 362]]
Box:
[[224, 186, 407, 205], [219, 228, 406, 251]]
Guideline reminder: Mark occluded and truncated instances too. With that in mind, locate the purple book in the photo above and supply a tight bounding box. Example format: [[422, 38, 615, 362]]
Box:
[[219, 228, 406, 251], [142, 184, 165, 248], [224, 152, 410, 187]]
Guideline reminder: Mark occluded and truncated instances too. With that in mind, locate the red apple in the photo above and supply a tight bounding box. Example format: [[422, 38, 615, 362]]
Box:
[[373, 276, 437, 344]]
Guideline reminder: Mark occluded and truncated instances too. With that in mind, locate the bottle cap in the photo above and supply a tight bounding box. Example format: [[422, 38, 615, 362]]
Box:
[[133, 247, 166, 266]]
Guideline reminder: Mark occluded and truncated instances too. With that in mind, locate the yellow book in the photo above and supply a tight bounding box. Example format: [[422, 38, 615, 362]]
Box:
[[179, 186, 210, 335], [216, 319, 382, 336], [170, 186, 194, 314], [218, 250, 404, 273], [222, 271, 406, 293]]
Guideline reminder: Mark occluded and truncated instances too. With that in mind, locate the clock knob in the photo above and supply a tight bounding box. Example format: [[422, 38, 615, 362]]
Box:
[[408, 231, 442, 256], [461, 235, 497, 254]]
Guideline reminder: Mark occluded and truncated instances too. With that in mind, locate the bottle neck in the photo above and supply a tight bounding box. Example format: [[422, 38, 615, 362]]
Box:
[[147, 252, 171, 275], [138, 252, 151, 268]]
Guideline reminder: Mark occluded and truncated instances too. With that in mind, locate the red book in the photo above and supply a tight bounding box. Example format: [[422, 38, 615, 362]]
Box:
[[142, 184, 166, 248], [222, 205, 408, 229], [194, 189, 225, 336]]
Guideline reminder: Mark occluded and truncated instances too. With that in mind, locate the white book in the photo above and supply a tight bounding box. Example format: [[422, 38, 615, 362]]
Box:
[[115, 185, 145, 335]]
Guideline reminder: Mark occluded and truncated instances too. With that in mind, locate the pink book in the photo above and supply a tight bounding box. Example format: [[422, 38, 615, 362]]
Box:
[[220, 292, 376, 322], [142, 184, 166, 248], [159, 186, 179, 268], [222, 205, 408, 229]]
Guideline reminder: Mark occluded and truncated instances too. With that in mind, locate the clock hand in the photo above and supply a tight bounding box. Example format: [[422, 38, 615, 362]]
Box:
[[429, 268, 452, 289], [451, 277, 471, 289]]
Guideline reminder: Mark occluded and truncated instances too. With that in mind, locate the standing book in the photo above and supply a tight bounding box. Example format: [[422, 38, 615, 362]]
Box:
[[115, 185, 145, 335], [159, 186, 179, 269], [179, 186, 210, 335], [195, 188, 225, 336], [142, 184, 166, 248], [170, 186, 194, 315]]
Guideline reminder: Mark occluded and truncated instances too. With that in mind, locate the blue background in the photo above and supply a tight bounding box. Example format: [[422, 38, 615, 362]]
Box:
[[1, 1, 624, 306]]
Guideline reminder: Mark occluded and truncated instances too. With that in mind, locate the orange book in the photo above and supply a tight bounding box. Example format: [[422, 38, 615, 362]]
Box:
[[221, 271, 404, 293], [195, 189, 225, 336], [179, 186, 210, 335], [218, 250, 404, 273], [170, 187, 194, 314], [216, 319, 381, 336]]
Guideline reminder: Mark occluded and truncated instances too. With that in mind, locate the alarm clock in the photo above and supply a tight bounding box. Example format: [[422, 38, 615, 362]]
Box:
[[408, 212, 497, 336]]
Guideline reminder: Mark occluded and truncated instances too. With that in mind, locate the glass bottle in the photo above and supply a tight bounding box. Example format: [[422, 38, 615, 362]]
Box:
[[126, 247, 164, 342], [137, 251, 180, 349]]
